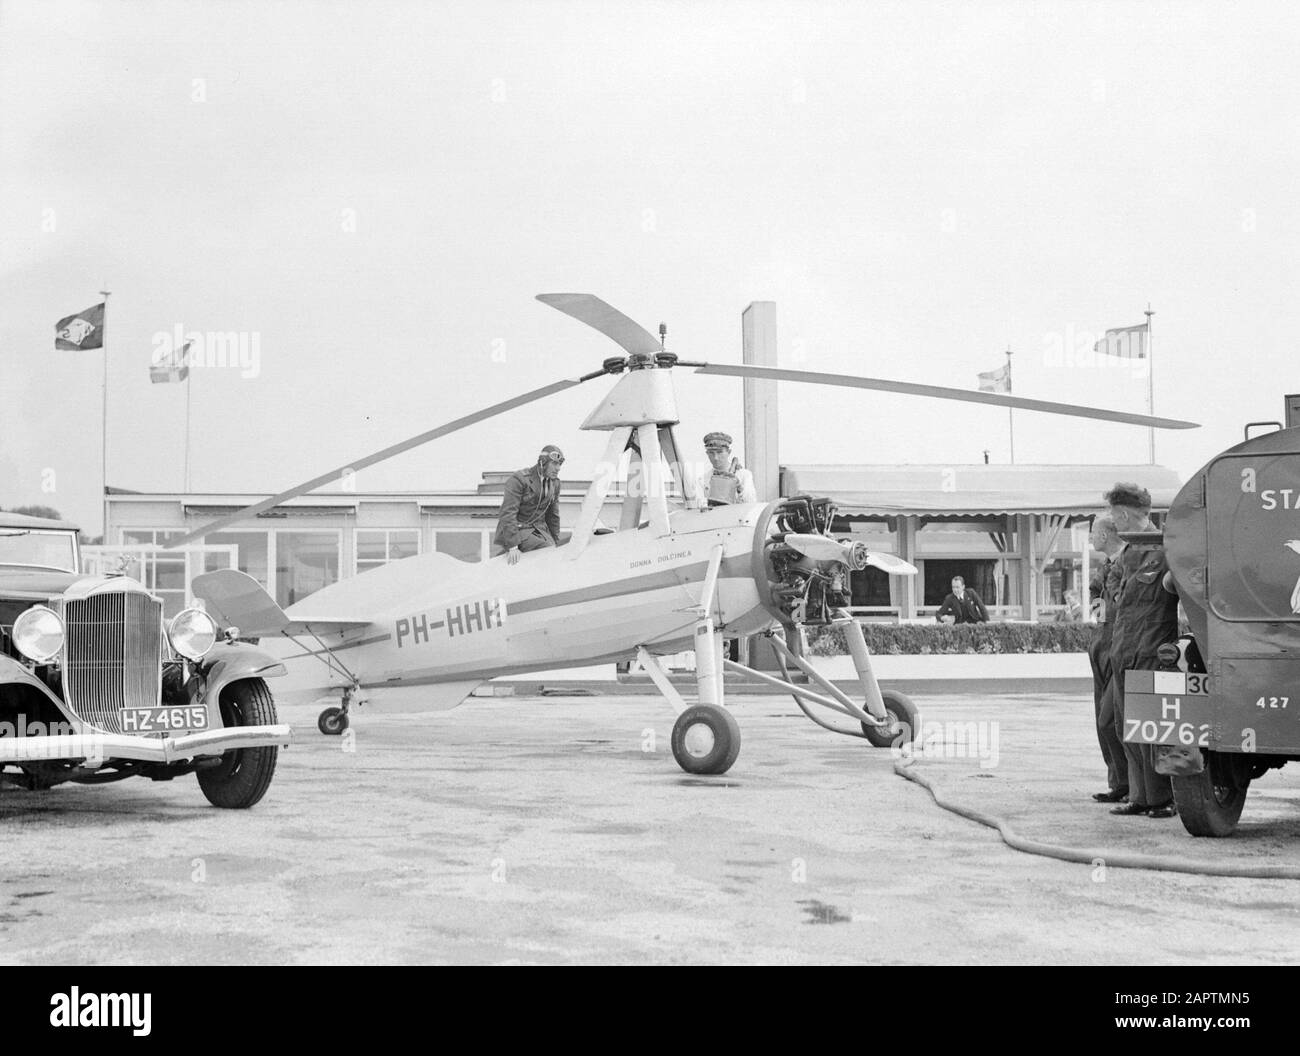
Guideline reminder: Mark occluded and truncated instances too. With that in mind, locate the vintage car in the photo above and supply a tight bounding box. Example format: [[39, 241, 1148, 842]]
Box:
[[0, 511, 291, 807]]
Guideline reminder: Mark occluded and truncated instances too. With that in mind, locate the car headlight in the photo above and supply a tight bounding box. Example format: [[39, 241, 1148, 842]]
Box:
[[168, 607, 217, 661], [12, 605, 65, 663]]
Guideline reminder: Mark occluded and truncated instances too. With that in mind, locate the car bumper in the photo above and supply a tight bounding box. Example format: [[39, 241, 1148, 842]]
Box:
[[0, 724, 293, 765]]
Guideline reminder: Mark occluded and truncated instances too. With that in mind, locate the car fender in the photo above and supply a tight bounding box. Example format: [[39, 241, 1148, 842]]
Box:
[[197, 643, 287, 711], [0, 653, 79, 725]]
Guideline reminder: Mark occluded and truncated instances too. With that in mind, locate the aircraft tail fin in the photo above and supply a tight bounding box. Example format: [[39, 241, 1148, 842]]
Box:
[[192, 570, 373, 638]]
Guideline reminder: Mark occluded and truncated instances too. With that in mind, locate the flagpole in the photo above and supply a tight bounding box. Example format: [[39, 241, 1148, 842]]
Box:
[[1006, 345, 1015, 464], [99, 289, 111, 541], [184, 365, 193, 493], [1145, 305, 1155, 465]]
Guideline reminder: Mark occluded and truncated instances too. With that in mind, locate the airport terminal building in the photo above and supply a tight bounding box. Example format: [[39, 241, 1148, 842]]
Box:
[[98, 462, 1179, 623], [785, 463, 1180, 621]]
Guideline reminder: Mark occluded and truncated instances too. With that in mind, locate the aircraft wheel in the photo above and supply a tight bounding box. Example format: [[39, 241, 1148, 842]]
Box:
[[197, 679, 279, 809], [1172, 751, 1249, 837], [317, 706, 348, 736], [861, 689, 919, 748], [671, 704, 741, 775]]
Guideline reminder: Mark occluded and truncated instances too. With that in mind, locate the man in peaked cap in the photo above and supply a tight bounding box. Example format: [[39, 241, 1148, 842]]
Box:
[[1103, 482, 1178, 819], [696, 432, 756, 507]]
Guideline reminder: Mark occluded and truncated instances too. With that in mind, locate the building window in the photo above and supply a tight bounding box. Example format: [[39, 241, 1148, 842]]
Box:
[[923, 559, 997, 607], [434, 530, 484, 563], [1044, 557, 1076, 607], [276, 531, 340, 608], [849, 567, 892, 608], [118, 530, 189, 618], [206, 531, 270, 588], [356, 529, 420, 575]]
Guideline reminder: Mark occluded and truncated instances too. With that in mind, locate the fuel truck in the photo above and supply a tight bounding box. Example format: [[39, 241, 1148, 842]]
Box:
[[1123, 396, 1300, 836]]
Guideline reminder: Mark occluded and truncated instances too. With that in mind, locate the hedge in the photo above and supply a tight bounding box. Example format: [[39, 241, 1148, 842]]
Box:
[[805, 621, 1096, 656]]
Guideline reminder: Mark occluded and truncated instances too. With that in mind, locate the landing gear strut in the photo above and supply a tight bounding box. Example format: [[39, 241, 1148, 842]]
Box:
[[637, 543, 919, 773], [638, 544, 744, 776]]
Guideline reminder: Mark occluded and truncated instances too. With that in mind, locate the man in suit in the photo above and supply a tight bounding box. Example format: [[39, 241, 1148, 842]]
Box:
[[935, 576, 989, 624], [493, 445, 565, 565], [1087, 513, 1128, 803]]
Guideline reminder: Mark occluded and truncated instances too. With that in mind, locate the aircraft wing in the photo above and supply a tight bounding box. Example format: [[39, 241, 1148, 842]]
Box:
[[192, 570, 373, 638]]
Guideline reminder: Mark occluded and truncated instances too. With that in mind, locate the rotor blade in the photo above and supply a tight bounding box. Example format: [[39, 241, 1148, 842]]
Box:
[[170, 376, 587, 547], [695, 363, 1198, 430], [536, 293, 662, 356]]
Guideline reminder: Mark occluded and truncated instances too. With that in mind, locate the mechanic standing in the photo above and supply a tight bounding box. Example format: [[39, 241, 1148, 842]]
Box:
[[1086, 512, 1128, 803], [1103, 483, 1178, 818], [493, 445, 565, 565]]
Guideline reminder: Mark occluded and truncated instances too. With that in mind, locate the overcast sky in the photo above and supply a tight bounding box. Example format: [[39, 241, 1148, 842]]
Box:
[[3, 0, 1298, 532]]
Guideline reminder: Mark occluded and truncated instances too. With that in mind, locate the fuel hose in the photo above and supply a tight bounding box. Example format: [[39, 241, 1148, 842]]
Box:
[[894, 758, 1300, 880]]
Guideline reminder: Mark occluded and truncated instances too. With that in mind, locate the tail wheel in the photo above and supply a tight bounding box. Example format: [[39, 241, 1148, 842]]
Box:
[[1172, 750, 1250, 837], [671, 704, 741, 775], [861, 689, 919, 748], [197, 678, 279, 809], [317, 706, 348, 735]]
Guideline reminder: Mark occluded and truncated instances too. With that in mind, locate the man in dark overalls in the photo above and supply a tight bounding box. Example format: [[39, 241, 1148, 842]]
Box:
[[1086, 513, 1128, 802], [493, 445, 564, 564], [1103, 483, 1178, 818]]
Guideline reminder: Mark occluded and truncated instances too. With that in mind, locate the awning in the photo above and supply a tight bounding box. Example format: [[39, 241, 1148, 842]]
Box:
[[780, 464, 1184, 517]]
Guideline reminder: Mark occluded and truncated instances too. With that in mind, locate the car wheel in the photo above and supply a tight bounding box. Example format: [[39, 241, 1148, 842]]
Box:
[[197, 678, 279, 809], [861, 689, 919, 748]]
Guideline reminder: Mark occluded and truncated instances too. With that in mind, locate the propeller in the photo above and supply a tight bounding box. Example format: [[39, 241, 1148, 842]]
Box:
[[170, 292, 1198, 547], [782, 533, 919, 575]]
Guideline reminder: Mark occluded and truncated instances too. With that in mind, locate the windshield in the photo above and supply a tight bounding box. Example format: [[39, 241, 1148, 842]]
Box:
[[0, 529, 79, 572]]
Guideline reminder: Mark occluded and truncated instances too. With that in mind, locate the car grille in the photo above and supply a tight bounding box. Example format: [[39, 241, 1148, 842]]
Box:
[[62, 593, 163, 734]]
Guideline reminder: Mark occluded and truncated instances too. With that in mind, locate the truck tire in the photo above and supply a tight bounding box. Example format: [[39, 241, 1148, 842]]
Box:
[[197, 678, 279, 809], [1172, 751, 1249, 837]]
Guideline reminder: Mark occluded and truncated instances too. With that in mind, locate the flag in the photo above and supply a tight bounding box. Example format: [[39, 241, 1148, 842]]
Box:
[[1094, 322, 1148, 359], [150, 340, 193, 384], [977, 363, 1010, 393], [54, 303, 105, 350]]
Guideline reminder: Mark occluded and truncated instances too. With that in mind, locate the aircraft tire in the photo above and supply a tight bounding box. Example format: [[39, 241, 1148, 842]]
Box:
[[197, 678, 280, 809], [861, 689, 919, 748], [672, 704, 741, 775], [317, 707, 348, 735]]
